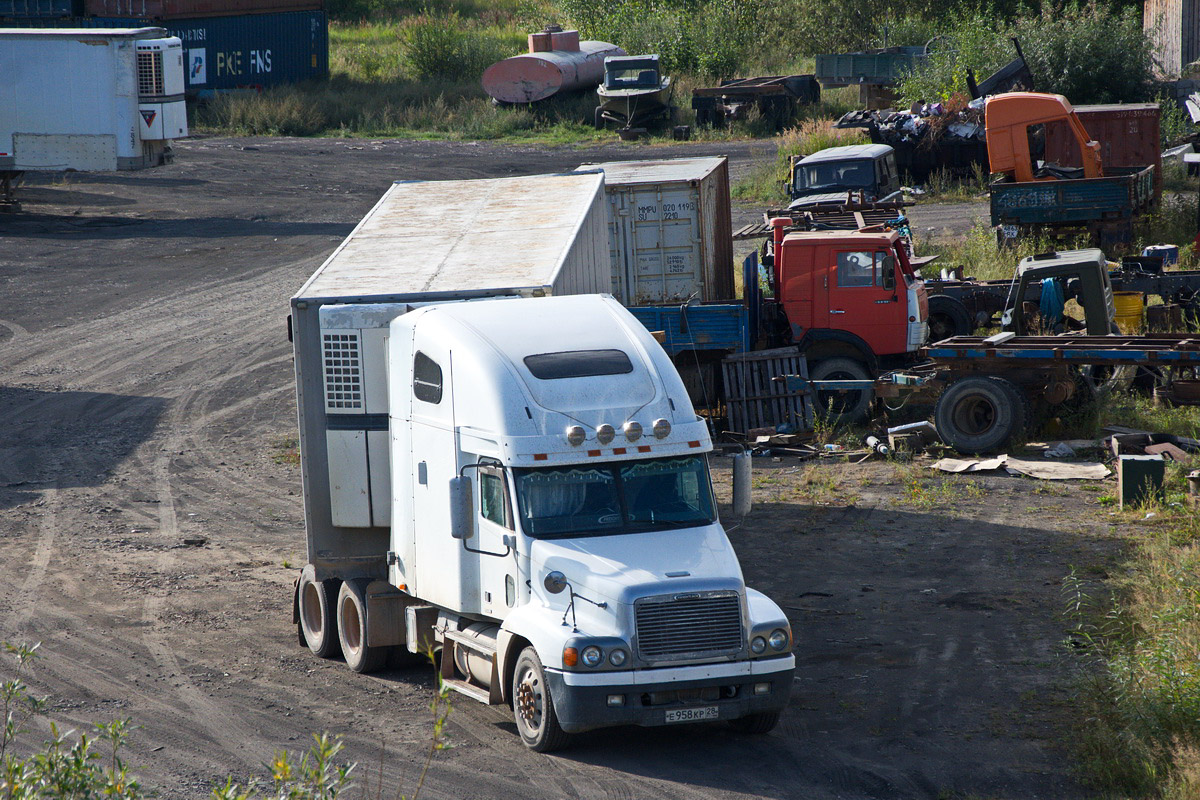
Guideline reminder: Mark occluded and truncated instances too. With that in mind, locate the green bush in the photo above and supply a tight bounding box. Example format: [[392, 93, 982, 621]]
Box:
[[398, 12, 513, 82]]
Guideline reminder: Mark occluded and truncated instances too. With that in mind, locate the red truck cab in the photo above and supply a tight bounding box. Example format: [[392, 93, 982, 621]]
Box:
[[767, 218, 928, 419]]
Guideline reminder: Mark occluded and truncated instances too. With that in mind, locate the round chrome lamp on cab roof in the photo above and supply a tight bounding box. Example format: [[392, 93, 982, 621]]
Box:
[[652, 418, 671, 439], [596, 423, 615, 445], [623, 421, 643, 442], [566, 425, 586, 446]]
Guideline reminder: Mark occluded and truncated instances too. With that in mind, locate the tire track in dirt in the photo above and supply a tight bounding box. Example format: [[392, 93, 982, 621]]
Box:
[[8, 483, 60, 634]]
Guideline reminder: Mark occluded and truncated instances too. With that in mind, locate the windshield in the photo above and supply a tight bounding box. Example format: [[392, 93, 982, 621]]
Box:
[[513, 455, 715, 539], [795, 159, 875, 193]]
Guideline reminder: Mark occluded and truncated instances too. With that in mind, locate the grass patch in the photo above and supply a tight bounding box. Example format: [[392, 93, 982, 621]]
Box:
[[271, 438, 301, 467]]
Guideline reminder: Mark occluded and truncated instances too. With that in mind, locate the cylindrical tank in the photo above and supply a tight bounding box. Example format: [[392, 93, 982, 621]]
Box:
[[482, 40, 626, 104]]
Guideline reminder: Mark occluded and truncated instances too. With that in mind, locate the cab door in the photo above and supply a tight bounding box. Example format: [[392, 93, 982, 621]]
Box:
[[825, 248, 908, 356]]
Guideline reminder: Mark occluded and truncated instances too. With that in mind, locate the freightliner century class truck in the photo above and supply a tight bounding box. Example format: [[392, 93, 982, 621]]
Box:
[[289, 172, 795, 752]]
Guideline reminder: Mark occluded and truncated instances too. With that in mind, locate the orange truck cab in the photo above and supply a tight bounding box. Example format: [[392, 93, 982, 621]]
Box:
[[766, 217, 928, 418], [985, 92, 1102, 183]]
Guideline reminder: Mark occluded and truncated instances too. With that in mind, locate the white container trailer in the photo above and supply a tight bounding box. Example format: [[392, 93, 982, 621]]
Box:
[[577, 156, 734, 305], [290, 172, 794, 751], [0, 28, 188, 172]]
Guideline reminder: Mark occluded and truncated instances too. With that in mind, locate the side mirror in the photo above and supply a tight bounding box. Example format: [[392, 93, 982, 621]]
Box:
[[449, 476, 474, 540], [543, 571, 568, 594]]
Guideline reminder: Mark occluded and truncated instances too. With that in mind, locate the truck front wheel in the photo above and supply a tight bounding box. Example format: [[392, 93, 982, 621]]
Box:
[[927, 295, 973, 341], [809, 357, 873, 424], [512, 647, 570, 753], [298, 565, 341, 659], [337, 578, 388, 673], [730, 711, 781, 734]]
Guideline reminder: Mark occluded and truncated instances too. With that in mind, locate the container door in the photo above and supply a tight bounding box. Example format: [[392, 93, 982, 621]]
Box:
[[606, 189, 631, 302], [825, 247, 906, 355], [629, 184, 703, 304]]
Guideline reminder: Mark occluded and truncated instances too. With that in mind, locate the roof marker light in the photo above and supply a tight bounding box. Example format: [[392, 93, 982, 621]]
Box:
[[623, 421, 642, 441], [596, 424, 615, 445], [566, 425, 586, 446], [652, 418, 671, 438]]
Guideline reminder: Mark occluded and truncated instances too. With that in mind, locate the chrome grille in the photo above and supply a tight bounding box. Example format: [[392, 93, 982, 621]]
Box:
[[635, 591, 743, 660]]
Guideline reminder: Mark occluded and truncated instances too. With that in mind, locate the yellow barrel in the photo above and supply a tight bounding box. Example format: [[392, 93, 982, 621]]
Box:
[[1113, 291, 1144, 334]]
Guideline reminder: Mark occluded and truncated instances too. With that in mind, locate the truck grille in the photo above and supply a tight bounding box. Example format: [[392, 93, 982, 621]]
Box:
[[634, 591, 743, 660]]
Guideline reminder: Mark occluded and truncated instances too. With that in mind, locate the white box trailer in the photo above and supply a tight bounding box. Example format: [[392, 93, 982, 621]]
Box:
[[0, 28, 188, 172], [290, 172, 794, 751], [576, 156, 734, 305]]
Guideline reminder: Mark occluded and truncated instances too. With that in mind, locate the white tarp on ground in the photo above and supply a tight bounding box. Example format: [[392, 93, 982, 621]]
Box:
[[932, 454, 1110, 480]]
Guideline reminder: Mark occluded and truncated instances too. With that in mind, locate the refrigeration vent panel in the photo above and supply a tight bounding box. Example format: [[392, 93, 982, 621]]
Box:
[[323, 332, 363, 412], [136, 51, 165, 98]]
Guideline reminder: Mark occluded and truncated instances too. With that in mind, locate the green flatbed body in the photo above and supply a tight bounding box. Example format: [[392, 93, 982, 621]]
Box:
[[989, 165, 1156, 228]]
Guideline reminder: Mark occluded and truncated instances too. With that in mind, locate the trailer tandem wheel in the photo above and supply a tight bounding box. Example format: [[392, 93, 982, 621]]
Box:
[[298, 565, 342, 659], [934, 376, 1029, 454], [337, 578, 389, 674]]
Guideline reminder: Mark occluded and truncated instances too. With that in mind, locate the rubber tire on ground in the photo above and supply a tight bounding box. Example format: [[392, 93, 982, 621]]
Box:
[[808, 357, 873, 424], [927, 294, 973, 341], [511, 647, 570, 753], [336, 578, 388, 674], [934, 376, 1029, 454], [298, 565, 341, 659], [729, 711, 781, 734]]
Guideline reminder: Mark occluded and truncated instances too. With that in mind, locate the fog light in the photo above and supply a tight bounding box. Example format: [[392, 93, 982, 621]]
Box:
[[566, 425, 586, 446], [652, 418, 671, 439], [607, 694, 626, 707], [753, 682, 771, 696], [623, 420, 643, 441], [596, 424, 615, 445]]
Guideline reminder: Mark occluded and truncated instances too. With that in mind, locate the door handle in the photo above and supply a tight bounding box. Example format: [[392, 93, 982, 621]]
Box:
[[830, 309, 846, 314]]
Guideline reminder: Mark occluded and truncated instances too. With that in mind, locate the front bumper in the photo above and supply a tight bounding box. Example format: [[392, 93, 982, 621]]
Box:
[[545, 655, 795, 734]]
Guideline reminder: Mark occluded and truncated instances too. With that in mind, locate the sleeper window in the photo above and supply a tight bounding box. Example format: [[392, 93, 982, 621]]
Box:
[[413, 351, 442, 404]]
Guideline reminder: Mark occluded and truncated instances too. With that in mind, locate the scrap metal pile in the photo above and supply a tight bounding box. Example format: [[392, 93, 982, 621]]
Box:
[[837, 99, 989, 182]]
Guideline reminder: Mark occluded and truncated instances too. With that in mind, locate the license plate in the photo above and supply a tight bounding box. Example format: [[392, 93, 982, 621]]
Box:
[[1001, 224, 1018, 239], [665, 706, 719, 724]]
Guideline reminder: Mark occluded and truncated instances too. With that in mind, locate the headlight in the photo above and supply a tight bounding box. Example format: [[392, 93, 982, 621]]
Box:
[[608, 648, 628, 667], [750, 636, 766, 654], [768, 629, 789, 651], [581, 645, 603, 667]]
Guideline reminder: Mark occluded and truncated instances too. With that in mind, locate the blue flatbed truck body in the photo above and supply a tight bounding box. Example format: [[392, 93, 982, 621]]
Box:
[[627, 303, 750, 356]]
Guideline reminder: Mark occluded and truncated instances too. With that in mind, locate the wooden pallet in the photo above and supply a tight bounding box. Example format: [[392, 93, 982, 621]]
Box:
[[722, 347, 814, 434]]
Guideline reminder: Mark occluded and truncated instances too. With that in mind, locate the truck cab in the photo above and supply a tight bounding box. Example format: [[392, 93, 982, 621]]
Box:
[[787, 144, 901, 210], [765, 218, 928, 419]]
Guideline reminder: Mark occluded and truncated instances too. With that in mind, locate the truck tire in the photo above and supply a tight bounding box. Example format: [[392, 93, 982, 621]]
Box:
[[298, 565, 341, 659], [512, 647, 570, 753], [927, 295, 973, 341], [934, 376, 1029, 454], [809, 357, 873, 424], [729, 711, 781, 734], [337, 578, 388, 674]]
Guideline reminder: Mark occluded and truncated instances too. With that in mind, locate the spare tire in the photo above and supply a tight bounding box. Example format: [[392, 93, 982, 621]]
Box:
[[934, 376, 1029, 454], [927, 294, 973, 342]]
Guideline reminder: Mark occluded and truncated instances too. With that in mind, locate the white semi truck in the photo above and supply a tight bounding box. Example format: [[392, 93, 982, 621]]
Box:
[[290, 172, 795, 751]]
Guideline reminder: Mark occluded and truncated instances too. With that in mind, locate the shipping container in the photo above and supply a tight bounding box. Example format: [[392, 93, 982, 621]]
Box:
[[1044, 103, 1162, 197], [5, 10, 328, 93], [85, 0, 317, 19], [814, 46, 927, 87], [0, 0, 76, 18], [0, 27, 187, 171], [575, 156, 734, 305], [291, 172, 609, 533]]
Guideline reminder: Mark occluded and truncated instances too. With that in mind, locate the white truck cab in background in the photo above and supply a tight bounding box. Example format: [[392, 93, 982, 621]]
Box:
[[290, 173, 794, 751]]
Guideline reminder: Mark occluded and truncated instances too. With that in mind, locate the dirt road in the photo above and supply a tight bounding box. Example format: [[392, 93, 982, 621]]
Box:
[[1, 136, 1088, 799]]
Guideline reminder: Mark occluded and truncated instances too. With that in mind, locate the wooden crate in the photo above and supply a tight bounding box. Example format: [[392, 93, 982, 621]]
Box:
[[721, 347, 813, 434]]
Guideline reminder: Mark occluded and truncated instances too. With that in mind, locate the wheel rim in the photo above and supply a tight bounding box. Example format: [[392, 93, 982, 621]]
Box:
[[515, 665, 544, 738], [951, 393, 998, 435], [340, 596, 361, 654], [302, 582, 323, 638]]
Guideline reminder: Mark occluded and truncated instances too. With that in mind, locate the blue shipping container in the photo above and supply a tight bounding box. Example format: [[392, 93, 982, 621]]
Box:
[[0, 0, 76, 17], [4, 10, 328, 92]]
